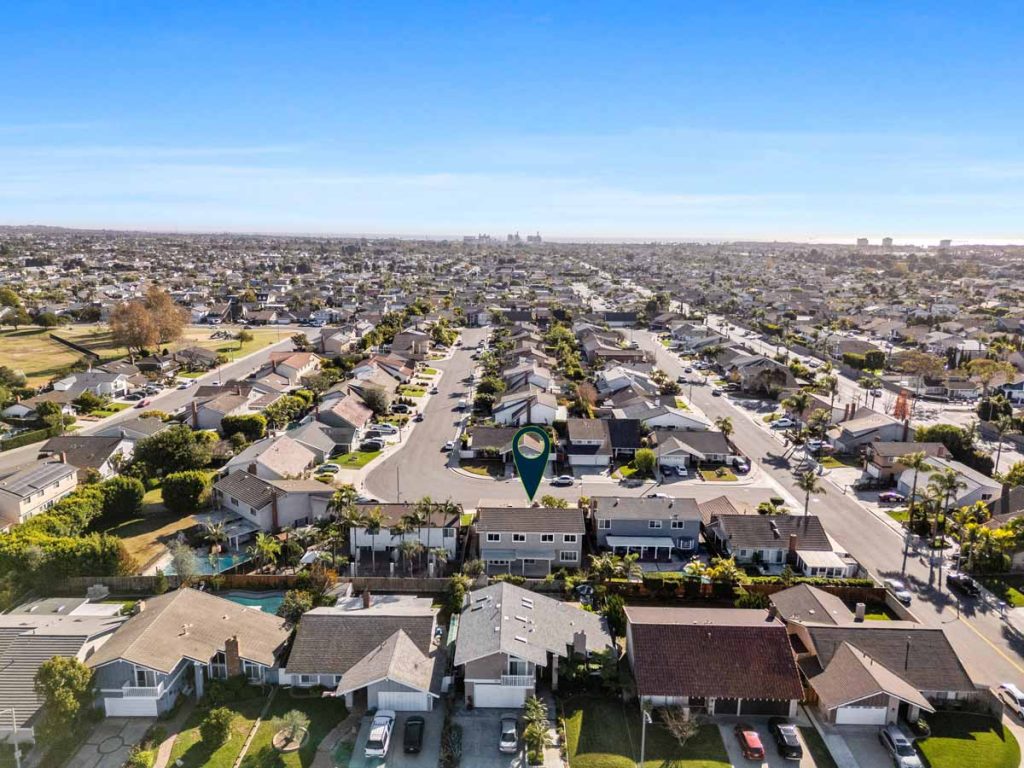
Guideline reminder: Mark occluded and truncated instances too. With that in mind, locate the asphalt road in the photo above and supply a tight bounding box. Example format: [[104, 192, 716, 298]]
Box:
[[637, 330, 1024, 690], [0, 330, 312, 475]]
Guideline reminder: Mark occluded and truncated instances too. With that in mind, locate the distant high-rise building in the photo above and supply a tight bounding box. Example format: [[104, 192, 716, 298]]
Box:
[[882, 237, 893, 248], [507, 232, 522, 243], [939, 239, 952, 248], [526, 232, 542, 243], [856, 237, 869, 247]]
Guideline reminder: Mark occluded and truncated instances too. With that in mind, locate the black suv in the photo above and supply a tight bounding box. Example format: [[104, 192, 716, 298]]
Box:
[[946, 571, 981, 596], [768, 718, 803, 761]]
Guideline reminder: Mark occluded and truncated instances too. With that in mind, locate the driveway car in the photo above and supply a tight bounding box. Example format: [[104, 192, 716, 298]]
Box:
[[999, 683, 1024, 718], [732, 458, 750, 474], [879, 491, 906, 504], [371, 423, 399, 435], [733, 723, 765, 761], [361, 439, 385, 451], [365, 710, 396, 759], [878, 723, 922, 768], [392, 404, 413, 414], [403, 715, 425, 754], [712, 388, 723, 396], [498, 715, 519, 754], [551, 474, 575, 487], [316, 463, 341, 475], [884, 578, 913, 605], [768, 718, 802, 761]]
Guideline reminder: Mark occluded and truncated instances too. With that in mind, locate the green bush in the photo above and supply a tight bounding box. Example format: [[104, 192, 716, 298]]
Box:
[[124, 745, 155, 768], [161, 471, 212, 515], [0, 424, 62, 451], [220, 413, 267, 442], [199, 707, 235, 746], [100, 476, 145, 523], [444, 574, 470, 615]]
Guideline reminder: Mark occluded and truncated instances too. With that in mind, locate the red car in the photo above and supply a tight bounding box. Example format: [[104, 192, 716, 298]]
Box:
[[734, 723, 765, 761], [135, 398, 151, 409]]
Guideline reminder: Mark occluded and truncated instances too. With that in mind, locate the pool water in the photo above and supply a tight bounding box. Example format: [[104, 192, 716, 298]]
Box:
[[222, 591, 285, 615], [164, 551, 251, 576]]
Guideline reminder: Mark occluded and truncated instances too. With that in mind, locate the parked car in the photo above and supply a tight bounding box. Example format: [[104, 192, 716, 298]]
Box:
[[684, 366, 693, 373], [768, 718, 803, 761], [879, 491, 906, 504], [551, 475, 575, 487], [946, 571, 981, 596], [392, 404, 412, 414], [430, 386, 439, 394], [998, 683, 1024, 718], [457, 398, 469, 410], [316, 463, 341, 475], [365, 710, 396, 758], [413, 412, 424, 422], [712, 388, 723, 397], [124, 393, 144, 401], [884, 578, 913, 605], [135, 398, 151, 409], [732, 458, 750, 474], [403, 715, 425, 754], [370, 423, 398, 435], [442, 440, 455, 452], [498, 715, 519, 754], [878, 724, 922, 768], [771, 417, 795, 429], [805, 439, 828, 452], [361, 439, 385, 452], [733, 723, 765, 761], [177, 380, 193, 390]]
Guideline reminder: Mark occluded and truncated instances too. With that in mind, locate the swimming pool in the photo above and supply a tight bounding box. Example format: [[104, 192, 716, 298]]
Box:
[[221, 590, 285, 615], [164, 551, 251, 576]]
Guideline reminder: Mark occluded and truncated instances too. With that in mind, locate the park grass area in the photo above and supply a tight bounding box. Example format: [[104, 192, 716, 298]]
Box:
[[239, 694, 348, 768], [700, 468, 737, 482], [169, 698, 266, 768], [979, 575, 1024, 607], [916, 713, 1020, 768], [798, 727, 837, 768], [564, 696, 729, 768], [331, 449, 382, 469], [0, 325, 282, 387]]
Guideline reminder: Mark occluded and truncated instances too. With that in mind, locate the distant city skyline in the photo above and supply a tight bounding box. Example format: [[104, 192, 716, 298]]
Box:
[[1, 2, 1022, 241]]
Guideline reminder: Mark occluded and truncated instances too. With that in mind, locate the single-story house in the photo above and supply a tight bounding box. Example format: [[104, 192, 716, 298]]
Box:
[[896, 456, 1002, 509], [653, 429, 734, 470]]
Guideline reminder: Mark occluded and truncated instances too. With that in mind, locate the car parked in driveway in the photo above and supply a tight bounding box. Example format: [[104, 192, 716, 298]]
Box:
[[403, 715, 425, 753], [365, 710, 396, 759], [879, 491, 906, 504], [768, 718, 803, 760], [878, 723, 922, 768], [771, 417, 795, 429], [733, 723, 765, 761], [498, 714, 519, 754]]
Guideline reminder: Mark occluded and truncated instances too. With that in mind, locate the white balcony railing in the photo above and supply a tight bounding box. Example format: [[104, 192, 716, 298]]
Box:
[[123, 682, 163, 697], [501, 675, 534, 687]]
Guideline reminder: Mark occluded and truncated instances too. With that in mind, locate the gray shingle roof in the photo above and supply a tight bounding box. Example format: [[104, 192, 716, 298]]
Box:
[[591, 496, 700, 523], [476, 507, 585, 534], [333, 629, 438, 696], [710, 514, 832, 551], [214, 470, 274, 509]]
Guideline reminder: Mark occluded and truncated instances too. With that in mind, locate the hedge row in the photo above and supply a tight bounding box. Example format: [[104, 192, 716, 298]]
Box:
[[0, 424, 62, 451]]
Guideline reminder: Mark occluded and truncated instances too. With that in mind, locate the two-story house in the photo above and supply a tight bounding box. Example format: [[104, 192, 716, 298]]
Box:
[[565, 418, 612, 469], [224, 435, 317, 481], [89, 589, 290, 717], [454, 582, 612, 708], [212, 470, 334, 532], [864, 441, 949, 484], [591, 496, 700, 561], [350, 503, 461, 564], [0, 460, 79, 530], [476, 507, 585, 576], [265, 351, 322, 385]]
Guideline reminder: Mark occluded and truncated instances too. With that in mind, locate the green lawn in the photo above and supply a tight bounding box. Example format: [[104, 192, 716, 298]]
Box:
[[916, 713, 1020, 768], [89, 402, 131, 418], [886, 508, 911, 524], [239, 695, 348, 768], [799, 727, 837, 768], [819, 456, 844, 469], [979, 576, 1024, 607], [330, 449, 382, 469], [461, 462, 501, 478], [700, 469, 737, 482], [563, 696, 730, 768], [421, 367, 439, 375], [398, 386, 426, 397], [169, 698, 267, 768]]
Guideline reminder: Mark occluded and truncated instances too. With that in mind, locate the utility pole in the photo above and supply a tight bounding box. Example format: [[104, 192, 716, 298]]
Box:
[[638, 705, 652, 768], [396, 465, 401, 502]]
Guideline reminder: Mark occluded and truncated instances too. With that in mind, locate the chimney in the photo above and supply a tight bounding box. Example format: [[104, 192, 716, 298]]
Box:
[[1002, 483, 1011, 516], [854, 603, 866, 622], [902, 418, 910, 442], [190, 400, 199, 428], [767, 605, 778, 621], [271, 491, 279, 530], [788, 533, 799, 554], [248, 462, 258, 475], [59, 451, 67, 464], [136, 600, 146, 614], [362, 589, 372, 609], [225, 635, 242, 677], [572, 630, 587, 655], [904, 636, 912, 670]]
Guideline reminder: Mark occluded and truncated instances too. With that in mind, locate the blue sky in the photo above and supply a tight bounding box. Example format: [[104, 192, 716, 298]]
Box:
[[1, 2, 1022, 242]]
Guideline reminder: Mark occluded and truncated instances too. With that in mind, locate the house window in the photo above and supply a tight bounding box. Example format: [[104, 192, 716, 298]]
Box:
[[513, 533, 526, 542], [541, 534, 554, 542], [508, 659, 529, 676], [523, 558, 536, 564], [489, 559, 510, 566], [739, 549, 748, 558], [597, 519, 610, 530], [563, 534, 578, 543], [560, 551, 578, 563], [442, 527, 455, 538], [487, 533, 501, 542], [230, 497, 238, 507], [648, 521, 662, 529], [670, 521, 686, 529], [242, 661, 263, 683], [774, 550, 784, 563], [134, 668, 157, 688]]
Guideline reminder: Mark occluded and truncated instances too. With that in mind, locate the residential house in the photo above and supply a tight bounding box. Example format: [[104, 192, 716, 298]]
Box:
[[896, 456, 1002, 509], [652, 429, 734, 472], [95, 415, 172, 443], [0, 460, 79, 529], [224, 435, 317, 480], [265, 351, 322, 386], [173, 346, 220, 372], [392, 328, 430, 360], [615, 401, 711, 431], [89, 589, 290, 716], [492, 390, 560, 426], [503, 362, 553, 392], [476, 507, 585, 575], [828, 411, 908, 454], [625, 607, 803, 716], [706, 514, 858, 578], [51, 371, 131, 399], [864, 442, 949, 484], [282, 593, 441, 711], [287, 420, 354, 461], [188, 382, 277, 433], [316, 394, 374, 436], [350, 502, 461, 562], [212, 470, 334, 532], [565, 418, 612, 469], [591, 496, 700, 560], [454, 582, 612, 708], [37, 435, 133, 480]]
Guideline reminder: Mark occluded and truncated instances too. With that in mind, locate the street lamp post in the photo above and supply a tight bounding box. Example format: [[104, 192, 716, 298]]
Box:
[[638, 705, 652, 768]]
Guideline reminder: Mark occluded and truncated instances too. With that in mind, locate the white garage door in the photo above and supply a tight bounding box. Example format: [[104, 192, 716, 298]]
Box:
[[105, 697, 159, 717], [376, 691, 432, 711], [835, 707, 888, 726], [473, 684, 528, 709]]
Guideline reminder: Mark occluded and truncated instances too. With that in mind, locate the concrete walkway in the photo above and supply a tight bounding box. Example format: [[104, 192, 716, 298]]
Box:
[[802, 706, 861, 768], [64, 718, 155, 768], [151, 702, 195, 768]]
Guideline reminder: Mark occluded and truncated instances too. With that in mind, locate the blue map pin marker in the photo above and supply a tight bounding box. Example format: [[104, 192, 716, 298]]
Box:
[[511, 426, 551, 502]]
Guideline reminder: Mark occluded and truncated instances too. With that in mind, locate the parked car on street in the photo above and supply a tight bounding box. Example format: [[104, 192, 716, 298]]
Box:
[[998, 683, 1024, 719], [403, 715, 425, 754], [733, 724, 765, 761], [413, 412, 424, 422], [878, 724, 922, 768], [768, 718, 803, 761], [135, 398, 151, 409], [946, 571, 981, 596], [442, 440, 455, 452], [365, 711, 396, 759], [884, 578, 913, 605], [551, 475, 575, 487]]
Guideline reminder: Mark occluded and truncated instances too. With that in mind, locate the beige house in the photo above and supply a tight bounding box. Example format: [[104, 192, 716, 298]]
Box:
[[0, 460, 78, 529]]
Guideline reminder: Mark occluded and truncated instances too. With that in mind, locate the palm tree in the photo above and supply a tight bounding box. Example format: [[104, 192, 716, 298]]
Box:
[[781, 390, 812, 425], [363, 506, 385, 574], [897, 451, 929, 574], [329, 484, 358, 517], [404, 504, 430, 572], [714, 416, 734, 443], [817, 374, 839, 419], [203, 522, 228, 553], [613, 552, 643, 581], [399, 539, 423, 576], [429, 547, 449, 573], [927, 468, 967, 585], [414, 495, 435, 564], [248, 532, 282, 571], [796, 470, 825, 516], [338, 506, 366, 568], [994, 415, 1017, 472]]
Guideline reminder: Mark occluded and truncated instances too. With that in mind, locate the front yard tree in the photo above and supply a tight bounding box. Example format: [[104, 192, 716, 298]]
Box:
[[290, 333, 312, 352], [200, 707, 235, 747], [133, 424, 213, 477], [34, 656, 94, 747], [633, 447, 656, 477], [660, 708, 703, 749], [162, 470, 212, 514], [361, 386, 390, 416], [796, 470, 826, 516], [540, 495, 569, 509]]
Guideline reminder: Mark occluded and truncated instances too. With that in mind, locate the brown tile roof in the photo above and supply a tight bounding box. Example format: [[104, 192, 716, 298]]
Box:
[[626, 607, 803, 701]]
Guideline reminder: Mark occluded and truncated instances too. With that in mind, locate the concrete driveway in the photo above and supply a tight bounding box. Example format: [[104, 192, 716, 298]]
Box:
[[451, 707, 526, 768], [347, 708, 443, 768], [840, 729, 895, 768], [718, 721, 817, 768], [65, 718, 155, 768]]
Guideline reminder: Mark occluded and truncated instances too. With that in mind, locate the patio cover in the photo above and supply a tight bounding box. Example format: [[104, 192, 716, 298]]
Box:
[[606, 535, 676, 549]]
